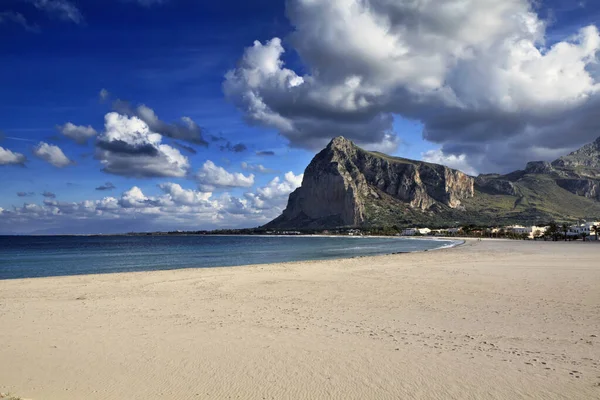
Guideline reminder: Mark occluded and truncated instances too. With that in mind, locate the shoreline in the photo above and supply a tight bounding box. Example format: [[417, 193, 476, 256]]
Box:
[[0, 236, 464, 282], [2, 239, 599, 399]]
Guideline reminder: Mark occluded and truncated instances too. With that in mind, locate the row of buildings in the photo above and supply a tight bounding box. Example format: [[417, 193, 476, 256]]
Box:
[[401, 222, 600, 240], [564, 222, 600, 238]]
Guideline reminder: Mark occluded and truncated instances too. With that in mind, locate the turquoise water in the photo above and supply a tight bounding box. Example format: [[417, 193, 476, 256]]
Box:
[[0, 235, 460, 280]]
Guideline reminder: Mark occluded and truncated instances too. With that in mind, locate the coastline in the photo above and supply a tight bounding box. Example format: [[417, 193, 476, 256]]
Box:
[[0, 236, 463, 281], [0, 237, 463, 284], [1, 240, 599, 399]]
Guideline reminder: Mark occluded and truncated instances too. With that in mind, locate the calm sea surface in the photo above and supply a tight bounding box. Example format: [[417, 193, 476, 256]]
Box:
[[0, 235, 461, 280]]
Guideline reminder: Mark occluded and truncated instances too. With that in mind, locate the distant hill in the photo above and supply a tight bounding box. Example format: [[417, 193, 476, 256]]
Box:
[[266, 136, 600, 229]]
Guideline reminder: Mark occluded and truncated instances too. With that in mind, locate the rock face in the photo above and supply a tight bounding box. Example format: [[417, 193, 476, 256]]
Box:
[[525, 161, 554, 174], [556, 179, 600, 200], [267, 137, 474, 228], [549, 138, 600, 198], [475, 175, 518, 196], [552, 137, 600, 172]]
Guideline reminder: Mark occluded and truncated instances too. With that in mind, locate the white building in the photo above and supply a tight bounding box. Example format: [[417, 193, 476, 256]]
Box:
[[505, 225, 548, 239], [401, 228, 432, 236], [567, 222, 600, 239]]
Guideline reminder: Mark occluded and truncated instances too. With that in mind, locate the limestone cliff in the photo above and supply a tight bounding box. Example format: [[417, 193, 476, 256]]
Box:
[[267, 137, 474, 228]]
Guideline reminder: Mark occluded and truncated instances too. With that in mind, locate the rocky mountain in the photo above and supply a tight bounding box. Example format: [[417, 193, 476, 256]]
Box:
[[266, 136, 600, 229], [477, 137, 600, 202]]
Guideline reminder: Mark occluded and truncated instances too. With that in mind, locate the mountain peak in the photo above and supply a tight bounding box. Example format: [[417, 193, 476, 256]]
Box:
[[328, 136, 355, 150]]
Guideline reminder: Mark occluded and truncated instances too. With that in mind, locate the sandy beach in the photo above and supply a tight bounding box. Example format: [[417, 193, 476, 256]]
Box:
[[1, 239, 599, 399]]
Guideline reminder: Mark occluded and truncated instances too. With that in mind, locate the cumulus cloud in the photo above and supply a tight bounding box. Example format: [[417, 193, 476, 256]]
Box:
[[241, 162, 275, 174], [32, 0, 83, 24], [158, 182, 212, 206], [0, 11, 39, 32], [96, 112, 190, 178], [33, 142, 72, 168], [245, 172, 303, 212], [225, 0, 600, 172], [118, 186, 158, 209], [96, 182, 116, 191], [0, 146, 27, 166], [0, 179, 303, 234], [113, 100, 208, 146], [422, 150, 478, 176], [195, 160, 255, 191], [57, 122, 97, 144]]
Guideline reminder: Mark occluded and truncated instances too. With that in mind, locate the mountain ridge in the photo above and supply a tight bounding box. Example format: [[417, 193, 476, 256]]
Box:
[[266, 136, 600, 229]]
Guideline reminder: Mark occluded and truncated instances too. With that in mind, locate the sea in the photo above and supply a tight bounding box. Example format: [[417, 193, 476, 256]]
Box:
[[0, 235, 461, 280]]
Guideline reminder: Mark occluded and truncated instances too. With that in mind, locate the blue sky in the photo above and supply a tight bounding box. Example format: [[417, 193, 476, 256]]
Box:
[[1, 0, 599, 234]]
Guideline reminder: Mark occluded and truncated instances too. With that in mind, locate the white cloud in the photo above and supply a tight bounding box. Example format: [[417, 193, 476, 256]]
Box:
[[96, 112, 190, 178], [196, 160, 255, 191], [58, 122, 97, 144], [0, 167, 304, 234], [32, 0, 83, 24], [158, 183, 213, 206], [246, 171, 303, 212], [118, 186, 153, 209], [33, 142, 71, 168], [225, 0, 600, 172], [422, 150, 478, 176], [0, 181, 295, 234], [0, 146, 26, 166], [113, 101, 208, 146]]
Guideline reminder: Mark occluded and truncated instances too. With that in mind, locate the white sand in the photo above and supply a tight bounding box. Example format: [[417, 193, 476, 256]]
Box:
[[1, 239, 599, 399]]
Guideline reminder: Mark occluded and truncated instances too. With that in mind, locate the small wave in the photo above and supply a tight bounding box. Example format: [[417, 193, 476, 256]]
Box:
[[428, 240, 464, 251], [324, 246, 381, 252]]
